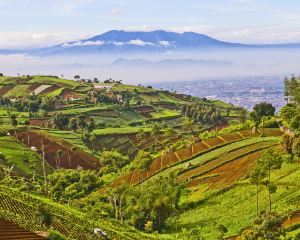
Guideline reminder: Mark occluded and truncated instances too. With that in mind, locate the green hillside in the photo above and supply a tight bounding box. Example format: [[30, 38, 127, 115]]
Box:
[[1, 74, 300, 239]]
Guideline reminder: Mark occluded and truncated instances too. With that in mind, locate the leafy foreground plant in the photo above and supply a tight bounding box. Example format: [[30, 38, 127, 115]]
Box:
[[238, 211, 285, 240]]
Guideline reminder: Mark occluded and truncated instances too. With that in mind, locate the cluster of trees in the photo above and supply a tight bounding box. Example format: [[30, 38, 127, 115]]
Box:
[[93, 91, 118, 104], [250, 149, 284, 216], [250, 102, 276, 134], [99, 150, 130, 175], [181, 105, 223, 126], [283, 134, 300, 159], [0, 95, 57, 116], [51, 114, 95, 132], [284, 75, 300, 105], [90, 174, 184, 232], [48, 169, 101, 202], [280, 103, 300, 131], [238, 211, 286, 240]]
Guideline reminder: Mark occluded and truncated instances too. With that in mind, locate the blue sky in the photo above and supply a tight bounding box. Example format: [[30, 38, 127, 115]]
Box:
[[1, 0, 300, 48]]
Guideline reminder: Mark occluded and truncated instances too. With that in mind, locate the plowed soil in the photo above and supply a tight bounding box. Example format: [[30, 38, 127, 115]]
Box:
[[15, 130, 100, 170]]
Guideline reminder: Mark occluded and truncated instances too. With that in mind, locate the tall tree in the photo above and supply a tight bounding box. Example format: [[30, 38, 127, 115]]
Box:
[[250, 166, 267, 216], [250, 102, 275, 135], [257, 149, 283, 212]]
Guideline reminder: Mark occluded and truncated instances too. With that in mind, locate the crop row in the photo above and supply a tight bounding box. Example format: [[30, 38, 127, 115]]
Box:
[[104, 129, 283, 190], [178, 141, 277, 181], [0, 186, 150, 240], [188, 150, 264, 190]]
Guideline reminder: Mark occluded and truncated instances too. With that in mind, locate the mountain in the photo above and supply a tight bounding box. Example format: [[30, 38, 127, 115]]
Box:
[[6, 30, 300, 56], [34, 30, 247, 55]]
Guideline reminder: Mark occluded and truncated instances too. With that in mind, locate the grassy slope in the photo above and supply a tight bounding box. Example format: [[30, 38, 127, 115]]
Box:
[[161, 161, 300, 239], [0, 136, 46, 176], [0, 185, 152, 240]]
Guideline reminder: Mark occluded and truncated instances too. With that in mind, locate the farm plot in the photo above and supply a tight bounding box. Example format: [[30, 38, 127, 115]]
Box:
[[15, 131, 100, 170], [178, 141, 277, 182], [161, 152, 180, 168], [202, 137, 226, 148], [0, 186, 148, 240], [0, 136, 44, 176], [0, 85, 14, 95], [4, 85, 31, 98], [192, 142, 209, 155], [100, 134, 282, 191], [26, 83, 41, 94], [142, 137, 281, 184], [220, 132, 244, 142], [134, 106, 155, 118], [188, 150, 265, 189], [30, 84, 52, 95], [93, 127, 151, 136], [39, 85, 61, 95], [0, 219, 46, 240]]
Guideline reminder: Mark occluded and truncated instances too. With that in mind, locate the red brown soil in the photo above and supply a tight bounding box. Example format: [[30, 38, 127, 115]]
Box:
[[0, 219, 46, 240], [176, 147, 193, 161], [213, 123, 229, 131], [192, 142, 209, 155], [101, 129, 282, 190], [203, 137, 225, 147], [0, 85, 13, 95], [180, 142, 272, 182], [148, 157, 162, 175], [15, 130, 100, 170], [29, 118, 52, 128], [26, 83, 41, 94], [188, 151, 263, 189], [161, 152, 180, 168], [282, 210, 300, 227], [221, 132, 244, 142]]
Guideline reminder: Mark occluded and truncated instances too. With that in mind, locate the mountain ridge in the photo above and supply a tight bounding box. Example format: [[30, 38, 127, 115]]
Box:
[[2, 30, 300, 55]]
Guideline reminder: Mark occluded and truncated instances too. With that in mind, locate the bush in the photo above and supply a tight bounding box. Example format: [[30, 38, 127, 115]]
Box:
[[264, 118, 279, 128], [48, 230, 66, 240]]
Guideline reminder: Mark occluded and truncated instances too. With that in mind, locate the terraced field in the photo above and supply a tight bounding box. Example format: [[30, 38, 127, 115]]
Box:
[[97, 129, 283, 193], [0, 220, 46, 240], [0, 185, 152, 240], [179, 141, 277, 181], [15, 130, 100, 170]]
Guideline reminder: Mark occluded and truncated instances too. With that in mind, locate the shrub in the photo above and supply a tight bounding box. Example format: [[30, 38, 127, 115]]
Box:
[[48, 230, 66, 240]]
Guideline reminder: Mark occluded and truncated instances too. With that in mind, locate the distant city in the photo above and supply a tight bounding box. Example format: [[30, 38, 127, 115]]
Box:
[[153, 76, 286, 111]]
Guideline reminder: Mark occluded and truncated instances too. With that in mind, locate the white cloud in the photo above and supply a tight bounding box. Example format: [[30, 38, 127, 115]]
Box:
[[112, 42, 125, 46], [0, 32, 93, 49], [63, 40, 105, 47], [110, 8, 127, 16], [159, 41, 171, 47], [127, 39, 154, 46]]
